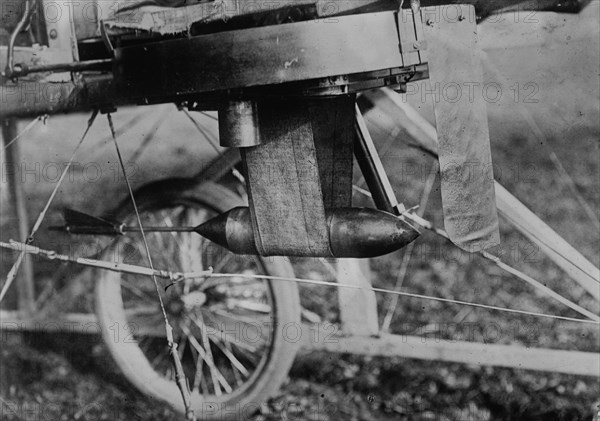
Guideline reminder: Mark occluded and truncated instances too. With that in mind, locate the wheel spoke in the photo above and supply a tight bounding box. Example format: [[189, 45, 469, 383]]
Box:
[[180, 322, 233, 395], [202, 312, 260, 355], [151, 348, 168, 368], [178, 336, 187, 360], [191, 341, 205, 393], [121, 282, 156, 305], [124, 305, 159, 318], [197, 314, 223, 396], [191, 348, 209, 394], [91, 190, 288, 404], [191, 313, 251, 378], [211, 252, 234, 276], [178, 211, 207, 273]]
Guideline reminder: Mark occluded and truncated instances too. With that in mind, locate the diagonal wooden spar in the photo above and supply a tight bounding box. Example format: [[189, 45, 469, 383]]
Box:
[[360, 88, 600, 300], [347, 185, 600, 323]]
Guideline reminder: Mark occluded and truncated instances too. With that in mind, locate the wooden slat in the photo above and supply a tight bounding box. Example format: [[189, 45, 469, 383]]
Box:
[[101, 0, 589, 37], [397, 8, 421, 67], [337, 260, 379, 336], [0, 311, 96, 333], [242, 100, 331, 257], [2, 120, 36, 314], [104, 0, 392, 35], [309, 96, 355, 208], [302, 327, 599, 377]]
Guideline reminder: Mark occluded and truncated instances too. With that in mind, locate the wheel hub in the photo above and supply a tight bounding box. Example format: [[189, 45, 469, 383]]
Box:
[[181, 291, 208, 311]]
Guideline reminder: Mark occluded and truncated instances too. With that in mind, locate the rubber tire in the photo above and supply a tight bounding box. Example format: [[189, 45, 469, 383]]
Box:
[[95, 180, 301, 419]]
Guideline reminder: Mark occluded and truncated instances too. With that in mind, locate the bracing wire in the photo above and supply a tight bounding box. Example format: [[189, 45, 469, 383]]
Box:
[[352, 186, 599, 323], [2, 239, 597, 326], [106, 114, 197, 421], [0, 111, 98, 304], [1, 115, 46, 154]]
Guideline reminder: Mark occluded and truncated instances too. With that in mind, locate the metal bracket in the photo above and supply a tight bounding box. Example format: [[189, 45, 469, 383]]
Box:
[[396, 1, 427, 63]]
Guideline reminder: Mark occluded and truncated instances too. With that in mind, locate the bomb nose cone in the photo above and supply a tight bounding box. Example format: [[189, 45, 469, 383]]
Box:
[[328, 208, 420, 258], [195, 207, 258, 255], [194, 212, 229, 248]]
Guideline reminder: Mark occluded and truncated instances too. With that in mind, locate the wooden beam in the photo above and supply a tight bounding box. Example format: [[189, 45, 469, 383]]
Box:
[[102, 0, 590, 37], [0, 311, 96, 333], [114, 11, 410, 101], [337, 259, 379, 336], [302, 326, 599, 377], [1, 120, 36, 314]]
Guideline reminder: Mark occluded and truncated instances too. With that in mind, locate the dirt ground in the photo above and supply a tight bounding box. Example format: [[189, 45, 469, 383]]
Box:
[[1, 3, 599, 421]]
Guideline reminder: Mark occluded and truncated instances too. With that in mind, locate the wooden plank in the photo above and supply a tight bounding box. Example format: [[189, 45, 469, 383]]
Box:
[[105, 0, 262, 34], [337, 259, 379, 336], [115, 11, 408, 100], [362, 88, 600, 300], [1, 120, 36, 314], [104, 0, 392, 35], [0, 311, 96, 333], [309, 96, 355, 208], [242, 100, 331, 257], [0, 310, 163, 337], [302, 329, 599, 377], [101, 0, 589, 37]]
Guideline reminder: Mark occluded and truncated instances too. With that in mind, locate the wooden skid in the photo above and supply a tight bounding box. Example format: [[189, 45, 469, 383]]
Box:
[[2, 312, 597, 377], [302, 328, 599, 377]]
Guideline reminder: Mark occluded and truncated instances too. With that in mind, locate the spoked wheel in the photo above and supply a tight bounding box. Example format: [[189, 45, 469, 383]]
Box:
[[95, 181, 301, 419]]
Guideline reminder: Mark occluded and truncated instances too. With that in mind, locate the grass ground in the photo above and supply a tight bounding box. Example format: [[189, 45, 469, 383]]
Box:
[[1, 4, 599, 421]]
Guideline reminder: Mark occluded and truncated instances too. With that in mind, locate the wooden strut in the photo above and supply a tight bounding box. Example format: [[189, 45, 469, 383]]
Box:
[[352, 104, 600, 323], [362, 87, 600, 301], [1, 119, 36, 314], [0, 308, 597, 377]]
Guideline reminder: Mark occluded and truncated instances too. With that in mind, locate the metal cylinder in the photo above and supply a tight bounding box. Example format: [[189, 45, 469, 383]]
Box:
[[195, 207, 420, 258], [218, 100, 261, 148]]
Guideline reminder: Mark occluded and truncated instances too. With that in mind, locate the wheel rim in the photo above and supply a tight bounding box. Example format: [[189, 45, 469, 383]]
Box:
[[104, 204, 279, 404]]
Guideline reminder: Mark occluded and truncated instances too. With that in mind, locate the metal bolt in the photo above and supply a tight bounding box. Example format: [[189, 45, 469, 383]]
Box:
[[49, 29, 58, 39]]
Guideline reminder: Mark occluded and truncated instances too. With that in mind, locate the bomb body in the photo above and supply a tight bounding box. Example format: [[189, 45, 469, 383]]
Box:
[[196, 207, 420, 258]]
